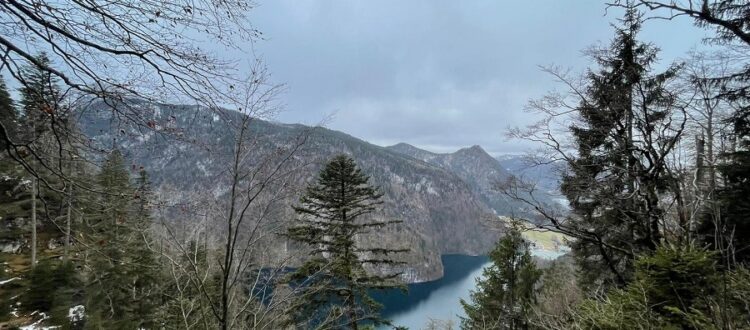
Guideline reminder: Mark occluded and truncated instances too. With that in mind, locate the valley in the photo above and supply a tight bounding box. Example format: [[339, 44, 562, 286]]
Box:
[[75, 101, 559, 283], [1, 1, 747, 329]]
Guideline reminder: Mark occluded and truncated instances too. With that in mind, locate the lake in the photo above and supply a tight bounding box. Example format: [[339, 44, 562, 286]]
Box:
[[372, 255, 488, 329], [374, 250, 565, 329]]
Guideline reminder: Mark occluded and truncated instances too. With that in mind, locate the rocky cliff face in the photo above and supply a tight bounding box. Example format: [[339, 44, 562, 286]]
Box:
[[77, 101, 500, 282], [388, 143, 533, 216]]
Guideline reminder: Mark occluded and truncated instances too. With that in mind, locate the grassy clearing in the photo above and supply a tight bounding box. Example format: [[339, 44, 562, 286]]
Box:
[[497, 216, 570, 251]]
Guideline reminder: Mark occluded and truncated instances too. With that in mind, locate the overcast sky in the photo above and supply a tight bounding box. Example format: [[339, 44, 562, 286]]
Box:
[[248, 1, 708, 156]]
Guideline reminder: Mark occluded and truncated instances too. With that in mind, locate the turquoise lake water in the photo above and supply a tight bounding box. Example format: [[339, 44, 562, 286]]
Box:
[[372, 255, 488, 329], [374, 250, 565, 329]]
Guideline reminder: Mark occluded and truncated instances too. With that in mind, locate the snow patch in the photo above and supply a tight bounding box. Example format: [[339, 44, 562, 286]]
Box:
[[415, 178, 439, 196], [68, 305, 85, 323], [136, 131, 153, 143], [196, 161, 209, 175], [20, 312, 57, 330]]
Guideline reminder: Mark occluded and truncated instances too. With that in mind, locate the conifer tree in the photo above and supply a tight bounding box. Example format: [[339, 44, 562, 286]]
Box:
[[0, 68, 79, 325], [573, 245, 723, 329], [19, 53, 60, 142], [21, 259, 81, 325], [126, 168, 161, 328], [0, 75, 16, 151], [715, 116, 750, 263], [18, 53, 64, 268], [84, 151, 160, 328], [560, 9, 682, 287], [285, 154, 405, 329], [84, 149, 132, 328], [460, 225, 541, 330]]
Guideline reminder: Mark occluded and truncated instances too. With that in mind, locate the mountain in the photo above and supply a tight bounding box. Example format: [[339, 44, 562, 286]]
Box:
[[77, 101, 500, 282], [387, 143, 534, 216], [495, 154, 563, 194]]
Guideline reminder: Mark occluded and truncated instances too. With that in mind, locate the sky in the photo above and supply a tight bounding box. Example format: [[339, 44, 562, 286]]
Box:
[[246, 1, 709, 156]]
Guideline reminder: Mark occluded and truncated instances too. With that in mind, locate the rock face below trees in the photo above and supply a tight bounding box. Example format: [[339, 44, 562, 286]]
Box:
[[77, 101, 523, 282]]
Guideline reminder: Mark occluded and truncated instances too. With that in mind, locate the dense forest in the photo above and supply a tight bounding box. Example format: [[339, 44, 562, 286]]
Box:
[[1, 1, 750, 329]]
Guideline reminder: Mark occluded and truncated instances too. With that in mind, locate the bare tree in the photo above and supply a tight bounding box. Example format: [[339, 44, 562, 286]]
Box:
[[144, 74, 320, 329], [0, 0, 266, 196], [613, 1, 750, 100], [671, 52, 736, 239]]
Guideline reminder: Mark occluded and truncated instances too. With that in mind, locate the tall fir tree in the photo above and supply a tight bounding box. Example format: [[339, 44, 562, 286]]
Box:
[[0, 75, 16, 150], [18, 53, 65, 268], [19, 53, 60, 142], [460, 225, 541, 330], [285, 154, 406, 329], [560, 9, 682, 287], [126, 168, 161, 328], [84, 151, 160, 329]]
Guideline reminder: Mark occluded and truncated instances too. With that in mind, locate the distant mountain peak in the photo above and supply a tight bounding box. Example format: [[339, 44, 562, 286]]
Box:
[[388, 142, 420, 151], [386, 142, 525, 215], [390, 142, 413, 148], [458, 144, 486, 153], [454, 145, 496, 162], [388, 142, 431, 151], [386, 143, 437, 162]]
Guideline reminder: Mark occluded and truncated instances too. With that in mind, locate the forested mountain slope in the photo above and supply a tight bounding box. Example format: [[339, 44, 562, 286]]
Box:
[[77, 101, 501, 282]]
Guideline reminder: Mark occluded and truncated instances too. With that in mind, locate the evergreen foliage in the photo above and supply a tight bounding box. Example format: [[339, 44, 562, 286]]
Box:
[[460, 224, 541, 330], [0, 76, 16, 151], [21, 260, 82, 327], [560, 9, 682, 287], [573, 245, 725, 329], [3, 2, 750, 329], [285, 154, 406, 329], [19, 53, 61, 142], [0, 56, 83, 329], [711, 108, 750, 263], [83, 150, 161, 329]]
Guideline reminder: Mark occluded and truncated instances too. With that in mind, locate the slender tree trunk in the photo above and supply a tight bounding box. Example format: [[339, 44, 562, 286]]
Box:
[[696, 134, 705, 188], [220, 123, 245, 330], [31, 176, 37, 268], [348, 287, 358, 330], [30, 119, 37, 268], [64, 182, 72, 263], [706, 111, 716, 191], [341, 177, 358, 330]]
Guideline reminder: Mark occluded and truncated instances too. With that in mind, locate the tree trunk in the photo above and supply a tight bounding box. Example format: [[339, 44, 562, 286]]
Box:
[[64, 182, 72, 263], [31, 177, 37, 268]]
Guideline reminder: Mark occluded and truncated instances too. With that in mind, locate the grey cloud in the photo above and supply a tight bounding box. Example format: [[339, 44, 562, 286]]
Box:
[[247, 0, 707, 155]]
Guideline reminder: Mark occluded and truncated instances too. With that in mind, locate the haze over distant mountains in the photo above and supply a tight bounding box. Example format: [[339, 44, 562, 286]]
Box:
[[79, 101, 561, 282]]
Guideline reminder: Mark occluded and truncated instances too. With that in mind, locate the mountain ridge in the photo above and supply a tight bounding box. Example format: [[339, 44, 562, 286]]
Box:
[[386, 142, 529, 216], [78, 101, 503, 282]]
